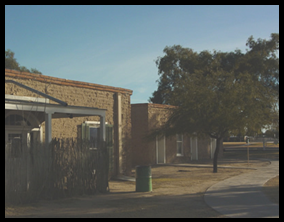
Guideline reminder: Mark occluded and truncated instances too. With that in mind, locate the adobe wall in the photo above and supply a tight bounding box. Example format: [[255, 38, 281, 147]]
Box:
[[197, 137, 212, 159], [147, 103, 175, 130], [198, 137, 223, 159], [148, 104, 174, 164], [132, 103, 171, 166], [166, 136, 192, 163], [147, 104, 192, 163], [131, 104, 150, 166], [131, 103, 220, 166], [5, 69, 133, 175]]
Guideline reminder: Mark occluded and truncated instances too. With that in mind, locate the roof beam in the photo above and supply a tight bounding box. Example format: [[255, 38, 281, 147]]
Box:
[[5, 79, 68, 106]]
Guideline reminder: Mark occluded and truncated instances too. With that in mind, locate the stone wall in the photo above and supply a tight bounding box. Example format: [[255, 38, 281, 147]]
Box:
[[131, 103, 192, 166], [131, 103, 221, 166], [147, 104, 194, 164], [131, 104, 150, 166], [197, 137, 211, 159]]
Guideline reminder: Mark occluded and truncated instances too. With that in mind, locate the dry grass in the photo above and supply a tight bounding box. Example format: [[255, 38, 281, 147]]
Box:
[[223, 142, 279, 148], [223, 147, 279, 161], [5, 149, 278, 218], [5, 166, 254, 218], [262, 175, 279, 204]]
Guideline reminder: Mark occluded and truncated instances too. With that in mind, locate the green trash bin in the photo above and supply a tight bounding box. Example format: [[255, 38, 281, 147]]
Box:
[[135, 165, 152, 192]]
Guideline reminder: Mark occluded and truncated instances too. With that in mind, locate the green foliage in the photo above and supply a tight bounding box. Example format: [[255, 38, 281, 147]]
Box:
[[150, 34, 279, 105], [5, 49, 42, 74], [149, 34, 279, 172], [150, 34, 278, 137], [5, 49, 19, 70]]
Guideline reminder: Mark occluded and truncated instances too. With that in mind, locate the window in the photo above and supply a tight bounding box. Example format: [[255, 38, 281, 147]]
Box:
[[81, 121, 114, 171], [177, 134, 183, 156], [82, 121, 101, 150], [90, 125, 100, 149], [5, 114, 31, 126], [7, 133, 23, 158]]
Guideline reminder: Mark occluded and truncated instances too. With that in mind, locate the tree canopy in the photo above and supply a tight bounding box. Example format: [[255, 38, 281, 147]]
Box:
[[5, 49, 42, 74], [149, 33, 279, 172]]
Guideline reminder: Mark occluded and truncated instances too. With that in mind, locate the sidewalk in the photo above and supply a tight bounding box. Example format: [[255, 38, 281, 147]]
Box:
[[156, 163, 257, 170], [204, 160, 279, 218]]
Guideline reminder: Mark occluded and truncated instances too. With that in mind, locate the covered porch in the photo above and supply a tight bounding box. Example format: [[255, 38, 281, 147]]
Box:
[[5, 94, 108, 198], [5, 95, 106, 153]]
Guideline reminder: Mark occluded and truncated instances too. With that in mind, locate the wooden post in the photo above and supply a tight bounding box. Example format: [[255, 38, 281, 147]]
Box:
[[247, 145, 249, 167]]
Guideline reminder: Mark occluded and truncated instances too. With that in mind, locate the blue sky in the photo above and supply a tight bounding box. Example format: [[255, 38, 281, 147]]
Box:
[[5, 5, 279, 103]]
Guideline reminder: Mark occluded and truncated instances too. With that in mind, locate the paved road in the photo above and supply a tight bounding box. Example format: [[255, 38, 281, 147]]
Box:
[[204, 160, 279, 218]]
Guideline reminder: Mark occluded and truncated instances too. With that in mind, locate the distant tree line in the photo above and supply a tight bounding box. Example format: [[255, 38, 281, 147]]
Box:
[[5, 49, 42, 74]]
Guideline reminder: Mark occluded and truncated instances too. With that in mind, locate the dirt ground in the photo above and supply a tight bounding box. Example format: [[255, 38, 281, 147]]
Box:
[[5, 148, 279, 218], [5, 158, 271, 218]]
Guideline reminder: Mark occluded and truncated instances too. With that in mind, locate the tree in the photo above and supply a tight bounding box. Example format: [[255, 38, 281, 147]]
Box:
[[149, 34, 279, 173], [5, 49, 42, 74], [5, 49, 20, 71]]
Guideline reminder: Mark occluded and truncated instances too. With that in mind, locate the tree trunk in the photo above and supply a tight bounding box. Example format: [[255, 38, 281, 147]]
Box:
[[213, 137, 222, 173]]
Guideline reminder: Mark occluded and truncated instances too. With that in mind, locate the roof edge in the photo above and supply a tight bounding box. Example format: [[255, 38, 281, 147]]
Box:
[[5, 69, 133, 95], [131, 103, 177, 109]]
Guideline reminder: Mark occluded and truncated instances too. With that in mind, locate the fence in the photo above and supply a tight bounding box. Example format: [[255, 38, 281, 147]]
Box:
[[249, 137, 278, 143], [5, 138, 109, 205], [224, 136, 279, 144], [248, 137, 279, 147]]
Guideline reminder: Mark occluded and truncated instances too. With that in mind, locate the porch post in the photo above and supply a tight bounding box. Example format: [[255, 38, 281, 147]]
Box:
[[115, 93, 123, 175], [100, 113, 106, 144], [45, 111, 53, 146]]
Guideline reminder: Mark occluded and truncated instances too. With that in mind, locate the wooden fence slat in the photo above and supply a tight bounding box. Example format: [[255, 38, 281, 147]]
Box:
[[5, 138, 109, 204]]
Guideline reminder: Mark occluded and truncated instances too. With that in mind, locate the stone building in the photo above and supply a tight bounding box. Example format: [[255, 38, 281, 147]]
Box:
[[5, 69, 222, 178], [131, 103, 220, 166], [5, 69, 133, 176]]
